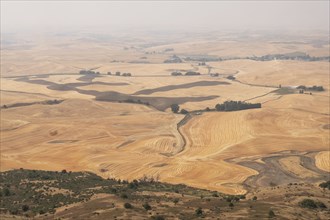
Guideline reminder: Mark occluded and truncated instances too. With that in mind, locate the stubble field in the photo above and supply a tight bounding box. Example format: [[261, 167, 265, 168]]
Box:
[[1, 31, 329, 195]]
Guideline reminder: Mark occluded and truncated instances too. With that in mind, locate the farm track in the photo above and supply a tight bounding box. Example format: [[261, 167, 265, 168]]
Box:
[[174, 113, 193, 155]]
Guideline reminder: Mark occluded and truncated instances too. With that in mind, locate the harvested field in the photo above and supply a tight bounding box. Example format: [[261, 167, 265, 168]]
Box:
[[315, 151, 330, 172], [1, 30, 329, 197], [133, 81, 230, 95]]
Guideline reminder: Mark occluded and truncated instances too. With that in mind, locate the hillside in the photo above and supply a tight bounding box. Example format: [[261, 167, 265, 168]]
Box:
[[0, 169, 329, 219]]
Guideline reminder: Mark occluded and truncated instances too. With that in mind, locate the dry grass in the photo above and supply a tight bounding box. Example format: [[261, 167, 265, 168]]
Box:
[[1, 31, 329, 195], [315, 151, 330, 172]]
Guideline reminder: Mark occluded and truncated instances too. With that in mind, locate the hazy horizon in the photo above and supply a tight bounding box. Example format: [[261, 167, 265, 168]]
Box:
[[1, 1, 329, 34]]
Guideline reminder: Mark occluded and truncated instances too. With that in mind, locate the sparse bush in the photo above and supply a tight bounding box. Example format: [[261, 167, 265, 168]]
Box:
[[120, 193, 128, 199], [173, 198, 179, 205], [3, 188, 10, 196], [298, 199, 326, 209], [268, 210, 275, 218], [22, 204, 29, 212], [299, 199, 317, 209], [315, 201, 327, 209], [319, 181, 330, 190], [195, 207, 203, 216], [252, 196, 257, 201], [239, 195, 246, 200], [229, 202, 234, 208], [142, 202, 152, 210], [226, 75, 235, 80], [152, 215, 165, 220], [9, 208, 19, 215], [180, 109, 189, 114], [124, 203, 132, 209]]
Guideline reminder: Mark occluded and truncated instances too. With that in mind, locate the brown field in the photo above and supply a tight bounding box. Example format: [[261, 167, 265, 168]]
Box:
[[1, 31, 329, 197]]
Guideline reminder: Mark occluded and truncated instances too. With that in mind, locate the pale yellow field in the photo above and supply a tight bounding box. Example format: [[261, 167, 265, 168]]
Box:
[[1, 31, 329, 195], [315, 151, 330, 172], [279, 156, 320, 179]]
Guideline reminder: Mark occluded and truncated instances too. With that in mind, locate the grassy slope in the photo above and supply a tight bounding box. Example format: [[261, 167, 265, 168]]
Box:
[[1, 169, 329, 219]]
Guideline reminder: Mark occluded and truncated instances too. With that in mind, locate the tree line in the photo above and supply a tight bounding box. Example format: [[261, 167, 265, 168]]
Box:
[[296, 85, 324, 91], [171, 71, 201, 76], [79, 70, 132, 77], [170, 100, 261, 114], [215, 101, 261, 111]]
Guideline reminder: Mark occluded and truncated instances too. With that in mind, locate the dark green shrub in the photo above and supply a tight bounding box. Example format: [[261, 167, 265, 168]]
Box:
[[3, 188, 10, 196], [299, 199, 318, 209], [268, 210, 275, 218], [315, 201, 327, 209], [120, 193, 128, 199], [22, 204, 29, 212], [319, 181, 330, 190], [124, 203, 132, 209], [152, 216, 165, 220], [195, 207, 203, 216], [142, 202, 152, 210]]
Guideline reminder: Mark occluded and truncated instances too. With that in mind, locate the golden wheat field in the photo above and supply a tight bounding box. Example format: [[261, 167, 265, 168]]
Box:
[[1, 31, 329, 196]]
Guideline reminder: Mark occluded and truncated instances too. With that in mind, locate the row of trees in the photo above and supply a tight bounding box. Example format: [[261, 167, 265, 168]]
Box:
[[185, 71, 201, 76], [170, 101, 261, 114], [164, 55, 182, 63], [297, 85, 324, 91], [170, 71, 201, 76], [171, 71, 182, 76], [79, 70, 133, 77], [215, 101, 261, 111], [249, 53, 330, 62], [79, 70, 100, 75], [107, 71, 132, 77]]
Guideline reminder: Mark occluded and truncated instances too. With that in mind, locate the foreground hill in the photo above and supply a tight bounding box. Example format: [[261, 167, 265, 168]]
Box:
[[0, 169, 329, 219]]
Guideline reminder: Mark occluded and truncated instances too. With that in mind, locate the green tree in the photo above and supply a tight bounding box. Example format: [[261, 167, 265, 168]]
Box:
[[170, 104, 180, 113], [124, 203, 132, 209]]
